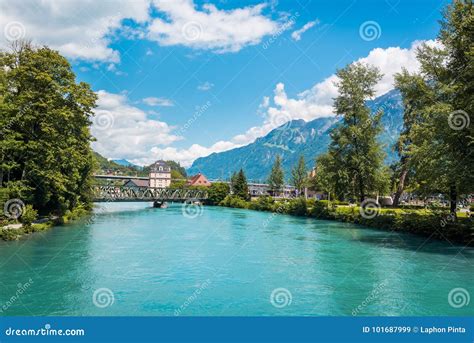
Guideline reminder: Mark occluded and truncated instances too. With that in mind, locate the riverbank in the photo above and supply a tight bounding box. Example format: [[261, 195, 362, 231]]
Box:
[[0, 205, 90, 241], [219, 196, 473, 246]]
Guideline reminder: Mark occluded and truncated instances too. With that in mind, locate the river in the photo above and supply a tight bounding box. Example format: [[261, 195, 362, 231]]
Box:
[[0, 202, 472, 316]]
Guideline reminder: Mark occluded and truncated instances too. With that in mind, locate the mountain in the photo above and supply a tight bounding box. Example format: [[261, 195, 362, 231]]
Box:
[[93, 152, 147, 176], [112, 159, 143, 170], [187, 89, 404, 182]]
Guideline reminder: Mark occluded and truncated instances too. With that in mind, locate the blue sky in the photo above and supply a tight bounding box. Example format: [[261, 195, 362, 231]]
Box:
[[0, 0, 449, 166]]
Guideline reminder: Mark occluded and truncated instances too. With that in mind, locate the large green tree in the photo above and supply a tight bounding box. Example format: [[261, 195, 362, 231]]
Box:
[[394, 0, 473, 212], [267, 155, 284, 195], [316, 62, 386, 201], [231, 169, 250, 201], [392, 69, 434, 206], [291, 155, 307, 195], [0, 42, 97, 214]]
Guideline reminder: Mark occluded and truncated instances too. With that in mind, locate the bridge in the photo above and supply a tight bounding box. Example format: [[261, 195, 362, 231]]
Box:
[[92, 185, 208, 205]]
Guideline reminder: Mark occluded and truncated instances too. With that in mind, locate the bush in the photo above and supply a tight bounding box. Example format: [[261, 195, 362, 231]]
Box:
[[286, 197, 308, 216], [219, 195, 249, 209], [21, 205, 38, 227], [309, 200, 333, 218], [249, 196, 275, 211], [207, 182, 230, 205]]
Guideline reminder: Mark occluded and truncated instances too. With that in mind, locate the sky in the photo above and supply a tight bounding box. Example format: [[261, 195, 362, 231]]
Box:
[[0, 0, 449, 167]]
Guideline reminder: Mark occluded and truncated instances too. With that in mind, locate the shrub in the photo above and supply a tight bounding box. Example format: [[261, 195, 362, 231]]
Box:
[[286, 197, 308, 216], [21, 205, 38, 227], [219, 195, 249, 209], [249, 196, 275, 211], [207, 182, 230, 205]]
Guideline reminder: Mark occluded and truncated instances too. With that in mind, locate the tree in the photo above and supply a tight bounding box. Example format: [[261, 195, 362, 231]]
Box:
[[231, 169, 250, 201], [291, 155, 307, 195], [316, 62, 387, 202], [0, 41, 97, 214], [207, 182, 230, 205], [394, 1, 474, 213], [267, 155, 284, 196], [392, 69, 433, 206]]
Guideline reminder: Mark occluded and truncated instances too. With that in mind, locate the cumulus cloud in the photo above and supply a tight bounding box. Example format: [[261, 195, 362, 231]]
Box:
[[147, 0, 281, 53], [291, 20, 318, 41], [147, 40, 440, 167], [142, 97, 174, 107], [0, 0, 150, 62], [91, 91, 181, 161]]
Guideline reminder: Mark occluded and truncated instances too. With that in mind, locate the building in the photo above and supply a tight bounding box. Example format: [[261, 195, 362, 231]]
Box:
[[149, 160, 171, 188], [186, 173, 211, 187], [123, 179, 149, 188]]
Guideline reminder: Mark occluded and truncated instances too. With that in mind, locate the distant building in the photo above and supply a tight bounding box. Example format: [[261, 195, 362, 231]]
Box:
[[149, 160, 171, 188], [124, 179, 149, 188], [187, 173, 211, 187]]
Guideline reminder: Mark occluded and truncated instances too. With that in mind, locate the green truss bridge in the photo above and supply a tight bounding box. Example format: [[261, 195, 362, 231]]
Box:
[[92, 185, 208, 204]]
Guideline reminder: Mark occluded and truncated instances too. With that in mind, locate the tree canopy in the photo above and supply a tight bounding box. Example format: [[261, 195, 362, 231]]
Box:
[[0, 42, 97, 215]]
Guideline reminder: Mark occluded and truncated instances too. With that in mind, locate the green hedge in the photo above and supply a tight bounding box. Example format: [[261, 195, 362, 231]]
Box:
[[220, 197, 473, 245]]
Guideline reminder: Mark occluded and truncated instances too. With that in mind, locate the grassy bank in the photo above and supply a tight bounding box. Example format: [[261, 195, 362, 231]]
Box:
[[220, 196, 473, 246], [0, 205, 91, 241]]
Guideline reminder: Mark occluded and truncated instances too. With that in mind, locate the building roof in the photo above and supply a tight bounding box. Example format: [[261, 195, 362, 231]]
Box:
[[150, 160, 171, 172], [124, 179, 149, 187], [187, 173, 211, 186]]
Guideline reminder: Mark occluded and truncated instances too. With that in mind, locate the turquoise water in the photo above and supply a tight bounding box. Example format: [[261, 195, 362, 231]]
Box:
[[0, 202, 472, 316]]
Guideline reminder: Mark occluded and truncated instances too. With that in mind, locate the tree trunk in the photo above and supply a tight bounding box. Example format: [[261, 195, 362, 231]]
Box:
[[393, 166, 408, 207], [449, 183, 457, 215]]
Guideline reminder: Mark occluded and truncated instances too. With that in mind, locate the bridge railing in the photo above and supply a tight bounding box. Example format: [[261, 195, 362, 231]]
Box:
[[93, 185, 208, 202]]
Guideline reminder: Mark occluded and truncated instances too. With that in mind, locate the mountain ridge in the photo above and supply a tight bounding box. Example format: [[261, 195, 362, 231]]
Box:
[[187, 89, 403, 181]]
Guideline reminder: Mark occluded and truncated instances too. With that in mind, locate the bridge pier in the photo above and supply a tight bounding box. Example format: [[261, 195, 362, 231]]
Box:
[[153, 201, 167, 208]]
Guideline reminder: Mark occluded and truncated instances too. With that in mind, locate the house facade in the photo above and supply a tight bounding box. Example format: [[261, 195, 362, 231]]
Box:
[[149, 160, 171, 188], [186, 173, 211, 187]]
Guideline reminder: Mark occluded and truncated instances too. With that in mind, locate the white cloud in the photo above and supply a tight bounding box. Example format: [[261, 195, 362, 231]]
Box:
[[147, 0, 281, 53], [91, 91, 181, 161], [291, 20, 318, 41], [0, 0, 150, 62], [197, 81, 214, 91], [146, 40, 440, 167], [142, 97, 174, 107]]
